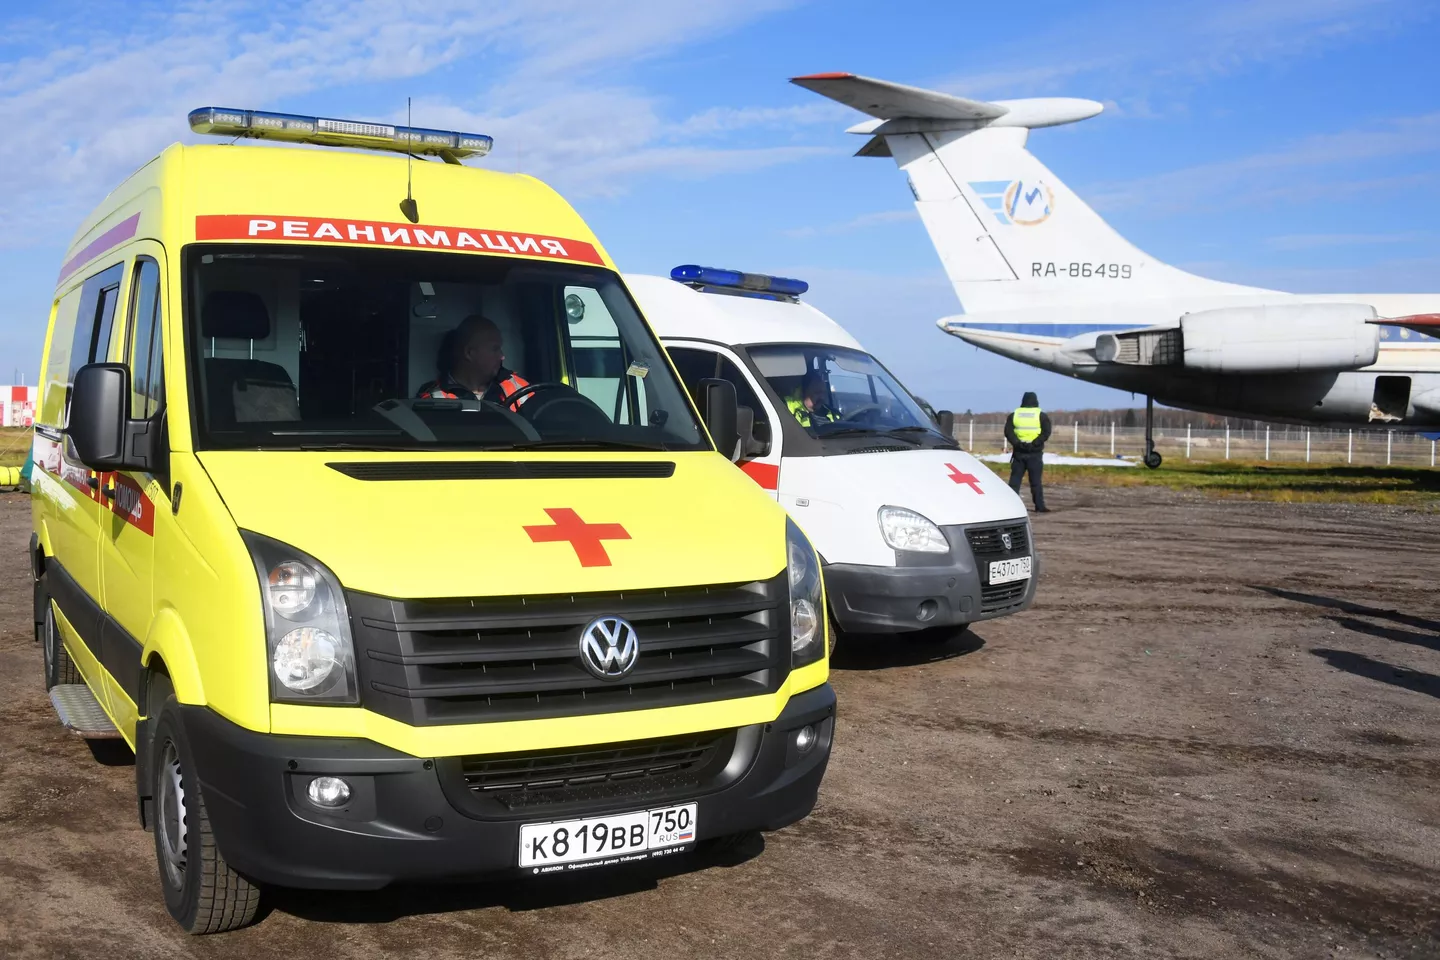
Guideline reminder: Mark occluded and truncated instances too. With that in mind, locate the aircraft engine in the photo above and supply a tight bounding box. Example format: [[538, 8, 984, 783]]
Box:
[[1094, 303, 1379, 374]]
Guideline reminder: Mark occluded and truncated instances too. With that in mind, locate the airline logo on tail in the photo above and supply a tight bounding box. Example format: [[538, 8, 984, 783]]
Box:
[[968, 179, 1054, 226]]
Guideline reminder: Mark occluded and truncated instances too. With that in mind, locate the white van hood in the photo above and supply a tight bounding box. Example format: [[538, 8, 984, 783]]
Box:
[[777, 448, 1029, 568]]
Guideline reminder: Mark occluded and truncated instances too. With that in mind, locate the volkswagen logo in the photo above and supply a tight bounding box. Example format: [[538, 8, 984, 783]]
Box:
[[1000, 532, 1013, 551], [579, 617, 639, 680]]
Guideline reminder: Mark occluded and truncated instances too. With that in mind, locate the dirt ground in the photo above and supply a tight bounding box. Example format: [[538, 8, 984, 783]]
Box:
[[1, 480, 1437, 960]]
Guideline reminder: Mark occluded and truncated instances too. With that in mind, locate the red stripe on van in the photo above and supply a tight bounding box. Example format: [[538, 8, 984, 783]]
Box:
[[739, 460, 779, 490], [194, 215, 605, 266], [57, 213, 141, 284]]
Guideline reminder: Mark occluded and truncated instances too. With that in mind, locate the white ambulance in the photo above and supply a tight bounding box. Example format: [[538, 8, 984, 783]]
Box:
[[630, 266, 1037, 638]]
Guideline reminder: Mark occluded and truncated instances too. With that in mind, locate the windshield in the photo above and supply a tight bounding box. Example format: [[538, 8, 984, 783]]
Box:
[[184, 245, 706, 452], [748, 344, 951, 446]]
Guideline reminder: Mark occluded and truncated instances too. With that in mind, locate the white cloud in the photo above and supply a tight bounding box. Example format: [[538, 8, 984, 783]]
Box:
[[932, 0, 1422, 102], [782, 209, 918, 239], [0, 0, 818, 245], [1084, 114, 1440, 215], [674, 102, 849, 137]]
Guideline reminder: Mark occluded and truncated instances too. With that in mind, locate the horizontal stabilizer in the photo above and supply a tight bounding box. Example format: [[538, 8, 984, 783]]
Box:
[[790, 73, 1006, 122], [792, 73, 1103, 132]]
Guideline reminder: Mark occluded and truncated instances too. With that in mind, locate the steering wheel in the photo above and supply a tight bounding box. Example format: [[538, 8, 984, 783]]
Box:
[[839, 403, 886, 423], [505, 381, 610, 428], [500, 381, 571, 410]]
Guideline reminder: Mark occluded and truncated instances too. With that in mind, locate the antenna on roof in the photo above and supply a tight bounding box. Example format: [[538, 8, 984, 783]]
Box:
[[399, 97, 420, 223]]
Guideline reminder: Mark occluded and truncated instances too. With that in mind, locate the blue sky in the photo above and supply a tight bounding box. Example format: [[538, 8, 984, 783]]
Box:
[[1, 0, 1437, 412]]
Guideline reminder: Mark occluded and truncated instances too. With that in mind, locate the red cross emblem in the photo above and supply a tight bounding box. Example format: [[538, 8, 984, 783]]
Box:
[[945, 463, 985, 494], [523, 508, 631, 567]]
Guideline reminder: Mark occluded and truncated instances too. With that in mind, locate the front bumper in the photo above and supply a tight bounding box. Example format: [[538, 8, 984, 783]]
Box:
[[824, 523, 1036, 633], [181, 684, 836, 890]]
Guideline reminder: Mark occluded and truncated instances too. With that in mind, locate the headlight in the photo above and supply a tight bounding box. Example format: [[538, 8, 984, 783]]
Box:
[[877, 505, 949, 554], [243, 531, 358, 704], [786, 517, 825, 668]]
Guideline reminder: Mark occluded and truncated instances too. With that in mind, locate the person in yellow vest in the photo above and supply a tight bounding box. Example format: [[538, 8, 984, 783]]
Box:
[[1004, 391, 1052, 512], [786, 372, 840, 428]]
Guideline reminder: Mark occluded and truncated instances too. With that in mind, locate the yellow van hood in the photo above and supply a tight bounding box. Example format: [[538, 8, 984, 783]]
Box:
[[198, 451, 786, 598]]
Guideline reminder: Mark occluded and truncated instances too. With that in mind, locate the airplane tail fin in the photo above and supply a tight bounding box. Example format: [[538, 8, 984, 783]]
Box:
[[791, 73, 1255, 315]]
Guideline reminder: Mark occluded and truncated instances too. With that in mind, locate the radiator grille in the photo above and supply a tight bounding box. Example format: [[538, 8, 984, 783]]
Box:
[[965, 523, 1030, 559], [347, 574, 787, 725]]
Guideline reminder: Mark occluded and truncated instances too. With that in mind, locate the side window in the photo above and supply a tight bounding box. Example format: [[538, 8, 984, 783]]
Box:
[[40, 289, 83, 427], [665, 347, 770, 428], [68, 264, 124, 380], [126, 259, 164, 419], [717, 356, 770, 429], [664, 347, 719, 400], [51, 262, 124, 428], [564, 285, 644, 424]]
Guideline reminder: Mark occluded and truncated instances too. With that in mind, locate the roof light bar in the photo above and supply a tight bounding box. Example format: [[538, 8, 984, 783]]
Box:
[[670, 265, 808, 298], [188, 107, 493, 162]]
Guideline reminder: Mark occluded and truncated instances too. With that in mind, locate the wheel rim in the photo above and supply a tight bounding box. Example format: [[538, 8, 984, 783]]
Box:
[[157, 740, 188, 889]]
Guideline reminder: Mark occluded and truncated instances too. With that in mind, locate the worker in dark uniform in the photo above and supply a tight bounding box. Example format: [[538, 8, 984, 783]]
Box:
[[1004, 391, 1052, 513], [417, 314, 529, 410]]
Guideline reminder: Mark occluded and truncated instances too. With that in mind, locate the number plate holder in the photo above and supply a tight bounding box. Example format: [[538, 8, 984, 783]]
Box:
[[988, 556, 1032, 585], [518, 803, 698, 874]]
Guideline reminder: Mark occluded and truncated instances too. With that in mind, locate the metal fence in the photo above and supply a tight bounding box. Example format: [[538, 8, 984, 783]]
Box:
[[952, 421, 1440, 468]]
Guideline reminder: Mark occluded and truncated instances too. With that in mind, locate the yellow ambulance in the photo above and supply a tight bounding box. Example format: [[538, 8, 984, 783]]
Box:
[[30, 108, 833, 933]]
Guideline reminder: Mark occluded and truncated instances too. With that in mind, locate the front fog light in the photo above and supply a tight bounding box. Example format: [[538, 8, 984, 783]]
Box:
[[306, 776, 352, 807], [795, 724, 817, 754], [273, 627, 340, 692]]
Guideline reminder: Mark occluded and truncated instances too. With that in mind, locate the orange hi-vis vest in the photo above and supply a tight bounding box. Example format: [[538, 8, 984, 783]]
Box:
[[420, 371, 530, 411]]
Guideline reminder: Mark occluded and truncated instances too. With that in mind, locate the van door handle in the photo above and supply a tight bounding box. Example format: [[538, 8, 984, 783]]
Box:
[[101, 482, 116, 500], [86, 477, 99, 490]]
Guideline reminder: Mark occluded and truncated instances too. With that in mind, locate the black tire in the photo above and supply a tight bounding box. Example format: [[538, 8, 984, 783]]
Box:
[[38, 579, 78, 689], [1144, 451, 1163, 469], [148, 676, 260, 934], [827, 610, 842, 657]]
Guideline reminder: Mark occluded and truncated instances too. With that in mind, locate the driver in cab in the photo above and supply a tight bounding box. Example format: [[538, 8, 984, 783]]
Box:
[[417, 314, 530, 410], [787, 372, 839, 428]]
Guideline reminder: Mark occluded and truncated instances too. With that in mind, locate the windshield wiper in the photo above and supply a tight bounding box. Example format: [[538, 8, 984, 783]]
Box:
[[817, 427, 922, 444], [502, 438, 670, 452], [887, 425, 959, 445]]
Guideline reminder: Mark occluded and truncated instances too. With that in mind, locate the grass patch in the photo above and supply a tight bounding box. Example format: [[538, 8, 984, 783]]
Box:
[[0, 427, 31, 468], [1047, 460, 1440, 507]]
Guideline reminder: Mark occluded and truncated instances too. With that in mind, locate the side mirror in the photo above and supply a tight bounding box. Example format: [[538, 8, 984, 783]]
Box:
[[938, 409, 956, 437], [68, 363, 161, 472], [69, 364, 128, 467], [698, 378, 740, 463]]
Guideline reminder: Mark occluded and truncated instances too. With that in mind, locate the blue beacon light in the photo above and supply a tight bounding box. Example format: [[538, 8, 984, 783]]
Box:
[[670, 265, 808, 298]]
